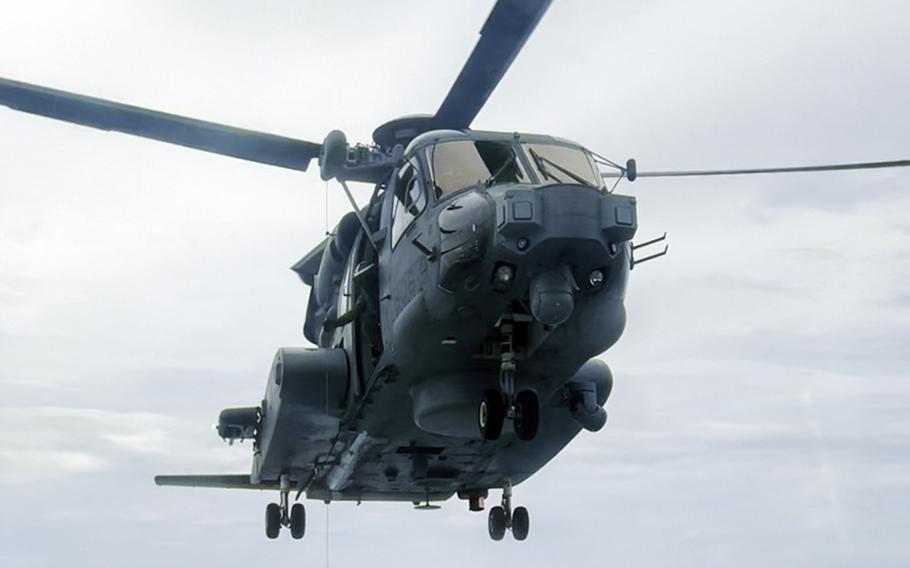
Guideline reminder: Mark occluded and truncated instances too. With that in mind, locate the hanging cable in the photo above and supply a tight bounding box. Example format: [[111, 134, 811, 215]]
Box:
[[324, 179, 330, 236]]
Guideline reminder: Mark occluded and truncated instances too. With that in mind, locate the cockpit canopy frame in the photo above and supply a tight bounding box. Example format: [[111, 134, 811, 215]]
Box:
[[404, 130, 604, 199]]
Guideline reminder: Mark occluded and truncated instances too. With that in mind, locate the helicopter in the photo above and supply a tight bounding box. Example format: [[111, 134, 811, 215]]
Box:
[[1, 0, 907, 544]]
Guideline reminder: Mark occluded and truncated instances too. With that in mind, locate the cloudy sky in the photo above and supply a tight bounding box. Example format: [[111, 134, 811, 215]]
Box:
[[1, 0, 908, 566]]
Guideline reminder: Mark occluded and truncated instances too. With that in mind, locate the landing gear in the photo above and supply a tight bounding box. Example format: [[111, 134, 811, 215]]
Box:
[[265, 503, 281, 539], [478, 389, 538, 441], [511, 506, 530, 541], [265, 474, 307, 540], [486, 481, 530, 541], [478, 389, 539, 441], [290, 503, 306, 539], [478, 320, 540, 441], [479, 390, 506, 440], [488, 506, 507, 541]]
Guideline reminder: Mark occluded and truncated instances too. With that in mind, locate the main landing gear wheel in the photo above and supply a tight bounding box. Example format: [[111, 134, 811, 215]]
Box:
[[486, 481, 531, 541], [290, 503, 306, 539], [265, 502, 281, 539], [265, 474, 306, 540], [511, 506, 530, 541], [488, 506, 507, 541], [513, 390, 540, 441], [479, 390, 506, 440]]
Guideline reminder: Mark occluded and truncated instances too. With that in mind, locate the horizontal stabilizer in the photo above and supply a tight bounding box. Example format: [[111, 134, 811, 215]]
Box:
[[154, 474, 278, 490]]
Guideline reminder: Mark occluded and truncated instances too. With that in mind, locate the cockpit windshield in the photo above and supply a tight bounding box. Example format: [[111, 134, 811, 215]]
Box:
[[423, 138, 604, 198], [522, 143, 603, 189], [427, 140, 530, 198]]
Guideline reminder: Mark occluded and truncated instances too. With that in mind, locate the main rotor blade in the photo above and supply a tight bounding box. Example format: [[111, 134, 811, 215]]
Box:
[[0, 77, 322, 171], [602, 160, 910, 179], [433, 0, 552, 130]]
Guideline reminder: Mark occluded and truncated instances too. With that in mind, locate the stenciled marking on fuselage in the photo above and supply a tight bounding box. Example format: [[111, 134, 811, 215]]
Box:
[[391, 259, 427, 316]]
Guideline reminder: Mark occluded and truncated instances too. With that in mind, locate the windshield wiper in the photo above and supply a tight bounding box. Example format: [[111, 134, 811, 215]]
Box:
[[529, 148, 592, 187], [528, 148, 557, 182], [484, 152, 518, 187]]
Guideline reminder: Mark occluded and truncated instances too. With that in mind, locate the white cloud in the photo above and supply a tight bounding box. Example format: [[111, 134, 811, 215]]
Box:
[[0, 406, 247, 486], [0, 449, 106, 483]]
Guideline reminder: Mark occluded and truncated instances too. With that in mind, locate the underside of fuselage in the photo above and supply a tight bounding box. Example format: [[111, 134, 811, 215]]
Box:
[[241, 350, 613, 504], [302, 355, 612, 504], [161, 133, 635, 533]]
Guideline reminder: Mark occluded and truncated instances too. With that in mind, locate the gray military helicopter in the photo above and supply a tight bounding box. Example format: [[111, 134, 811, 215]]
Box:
[[2, 0, 907, 543]]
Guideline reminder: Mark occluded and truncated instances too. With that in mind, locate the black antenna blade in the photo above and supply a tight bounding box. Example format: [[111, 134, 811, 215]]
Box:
[[602, 160, 910, 179], [433, 0, 552, 130], [0, 77, 322, 171]]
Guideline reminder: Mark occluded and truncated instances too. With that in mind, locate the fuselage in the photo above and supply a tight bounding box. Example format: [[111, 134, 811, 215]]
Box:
[[244, 130, 637, 502]]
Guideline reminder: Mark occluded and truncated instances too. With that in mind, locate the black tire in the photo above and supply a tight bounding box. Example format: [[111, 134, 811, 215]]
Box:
[[479, 390, 506, 440], [290, 503, 306, 539], [511, 506, 530, 541], [265, 503, 281, 539], [514, 390, 540, 441], [488, 506, 507, 541]]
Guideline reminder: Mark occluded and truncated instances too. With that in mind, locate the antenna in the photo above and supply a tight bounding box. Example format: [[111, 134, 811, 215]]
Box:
[[631, 233, 669, 269]]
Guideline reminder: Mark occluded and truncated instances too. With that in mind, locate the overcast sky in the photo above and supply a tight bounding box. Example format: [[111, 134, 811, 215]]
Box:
[[1, 1, 908, 566]]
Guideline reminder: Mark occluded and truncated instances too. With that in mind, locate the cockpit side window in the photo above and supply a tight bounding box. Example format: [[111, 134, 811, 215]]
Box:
[[428, 140, 529, 198], [391, 160, 426, 248]]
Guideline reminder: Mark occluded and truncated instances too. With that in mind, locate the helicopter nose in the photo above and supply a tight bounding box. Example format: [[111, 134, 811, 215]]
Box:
[[486, 183, 637, 313], [423, 184, 636, 325]]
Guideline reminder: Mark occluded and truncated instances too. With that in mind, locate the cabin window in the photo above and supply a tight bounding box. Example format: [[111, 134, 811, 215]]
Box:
[[391, 161, 427, 248], [428, 140, 529, 198], [521, 143, 603, 189]]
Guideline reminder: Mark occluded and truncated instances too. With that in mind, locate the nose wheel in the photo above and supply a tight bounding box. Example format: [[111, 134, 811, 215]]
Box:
[[478, 389, 539, 441], [479, 390, 506, 440], [478, 321, 540, 441], [486, 481, 530, 541], [265, 474, 306, 540]]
